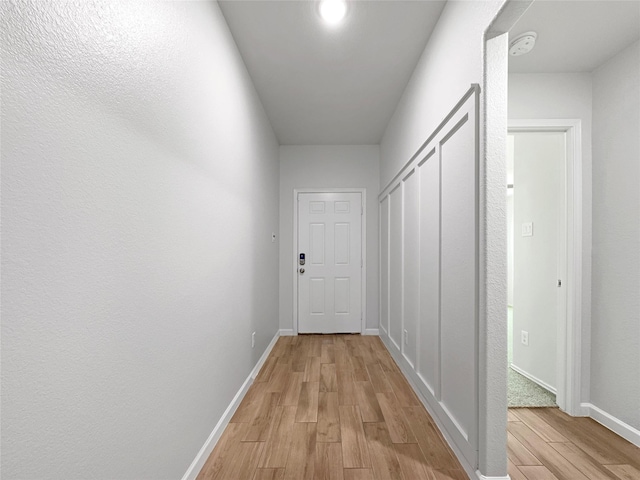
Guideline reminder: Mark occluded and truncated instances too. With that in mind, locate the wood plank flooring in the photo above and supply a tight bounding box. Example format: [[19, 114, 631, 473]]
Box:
[[197, 334, 466, 480], [196, 334, 640, 480], [508, 407, 640, 480]]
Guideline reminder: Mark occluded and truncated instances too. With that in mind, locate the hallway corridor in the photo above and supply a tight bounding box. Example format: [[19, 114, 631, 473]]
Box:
[[196, 335, 466, 480]]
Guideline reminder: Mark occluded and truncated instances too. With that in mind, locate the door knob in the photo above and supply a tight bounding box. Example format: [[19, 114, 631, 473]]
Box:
[[299, 268, 305, 274]]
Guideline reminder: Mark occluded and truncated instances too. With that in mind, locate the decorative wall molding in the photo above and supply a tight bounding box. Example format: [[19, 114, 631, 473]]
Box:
[[379, 85, 481, 469]]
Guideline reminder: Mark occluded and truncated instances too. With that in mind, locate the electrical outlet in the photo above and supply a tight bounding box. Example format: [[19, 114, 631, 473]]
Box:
[[404, 329, 408, 345], [521, 330, 529, 346], [252, 332, 256, 348], [521, 222, 533, 237]]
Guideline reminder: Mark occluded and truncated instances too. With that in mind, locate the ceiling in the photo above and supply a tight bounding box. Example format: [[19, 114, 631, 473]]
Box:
[[218, 0, 446, 145], [219, 0, 639, 145], [509, 0, 640, 73]]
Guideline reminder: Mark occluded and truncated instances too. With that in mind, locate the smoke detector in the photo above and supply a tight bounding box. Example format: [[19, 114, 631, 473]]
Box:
[[509, 32, 537, 56]]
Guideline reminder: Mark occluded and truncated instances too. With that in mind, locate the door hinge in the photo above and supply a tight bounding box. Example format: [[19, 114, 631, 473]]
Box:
[[558, 279, 562, 287]]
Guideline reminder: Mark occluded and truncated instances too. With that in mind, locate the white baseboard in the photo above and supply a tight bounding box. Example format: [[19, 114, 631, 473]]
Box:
[[510, 363, 557, 395], [279, 329, 296, 336], [581, 402, 640, 448], [363, 328, 379, 336], [181, 331, 281, 480], [477, 473, 510, 480]]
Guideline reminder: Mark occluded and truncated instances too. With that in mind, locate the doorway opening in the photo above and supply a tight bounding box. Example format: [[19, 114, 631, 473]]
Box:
[[506, 120, 583, 414]]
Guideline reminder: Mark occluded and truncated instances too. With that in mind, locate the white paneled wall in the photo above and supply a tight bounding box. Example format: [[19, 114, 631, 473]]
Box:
[[379, 86, 479, 467]]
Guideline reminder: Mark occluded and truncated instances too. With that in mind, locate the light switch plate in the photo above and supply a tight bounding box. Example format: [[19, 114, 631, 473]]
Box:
[[522, 222, 533, 237]]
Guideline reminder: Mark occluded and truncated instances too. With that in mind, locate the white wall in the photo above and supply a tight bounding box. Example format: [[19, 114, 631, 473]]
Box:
[[512, 132, 565, 391], [1, 2, 279, 479], [380, 0, 503, 189], [590, 40, 640, 430], [508, 73, 593, 401], [379, 1, 507, 477], [279, 145, 380, 332]]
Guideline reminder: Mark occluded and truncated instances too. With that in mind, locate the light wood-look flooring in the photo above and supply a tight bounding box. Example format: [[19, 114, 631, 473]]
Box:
[[508, 407, 640, 480], [197, 334, 467, 480]]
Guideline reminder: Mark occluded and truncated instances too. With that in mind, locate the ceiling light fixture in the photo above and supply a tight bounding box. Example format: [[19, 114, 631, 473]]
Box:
[[319, 0, 347, 26], [509, 31, 537, 56]]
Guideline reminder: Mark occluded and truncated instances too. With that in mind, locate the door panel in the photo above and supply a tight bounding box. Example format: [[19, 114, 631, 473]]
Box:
[[334, 224, 350, 265], [310, 224, 326, 265], [334, 278, 350, 314], [310, 278, 326, 315], [298, 192, 362, 333]]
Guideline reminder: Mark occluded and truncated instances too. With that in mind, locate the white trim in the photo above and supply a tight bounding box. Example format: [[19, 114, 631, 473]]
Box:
[[279, 329, 296, 336], [581, 403, 640, 448], [181, 331, 280, 480], [292, 188, 367, 335], [508, 119, 583, 416], [476, 474, 511, 480], [250, 332, 281, 379], [363, 328, 379, 336], [509, 364, 557, 395]]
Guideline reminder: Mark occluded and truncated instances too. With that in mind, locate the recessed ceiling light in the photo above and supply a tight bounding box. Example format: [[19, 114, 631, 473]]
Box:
[[319, 0, 347, 26]]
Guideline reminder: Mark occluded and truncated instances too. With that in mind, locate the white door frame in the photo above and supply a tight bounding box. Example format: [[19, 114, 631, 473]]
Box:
[[509, 119, 584, 416], [292, 188, 367, 335]]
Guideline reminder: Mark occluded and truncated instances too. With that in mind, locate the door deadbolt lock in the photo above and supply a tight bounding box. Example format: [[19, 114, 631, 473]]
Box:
[[299, 253, 306, 266], [299, 268, 305, 274]]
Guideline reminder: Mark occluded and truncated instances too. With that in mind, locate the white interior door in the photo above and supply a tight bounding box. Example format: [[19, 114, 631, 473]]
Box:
[[298, 192, 362, 333], [512, 131, 566, 394]]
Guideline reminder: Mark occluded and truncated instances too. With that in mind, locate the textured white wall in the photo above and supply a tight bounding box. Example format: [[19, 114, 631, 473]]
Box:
[[508, 72, 593, 401], [512, 132, 565, 391], [1, 2, 279, 479], [278, 145, 380, 332], [591, 40, 640, 430]]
